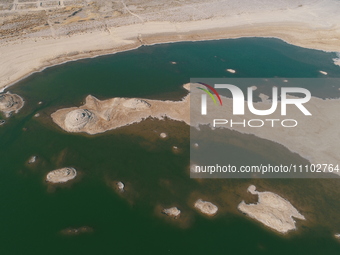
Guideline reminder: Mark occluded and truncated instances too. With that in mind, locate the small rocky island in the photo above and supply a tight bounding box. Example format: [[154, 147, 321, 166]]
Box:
[[162, 207, 181, 218], [0, 92, 24, 117], [160, 133, 167, 138], [28, 156, 37, 164], [116, 181, 125, 192], [238, 185, 305, 234], [194, 199, 218, 216], [46, 167, 77, 184]]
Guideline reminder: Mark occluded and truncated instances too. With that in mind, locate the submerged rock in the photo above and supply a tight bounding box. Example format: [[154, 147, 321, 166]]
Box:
[[162, 207, 181, 218], [116, 181, 125, 192], [61, 226, 93, 235], [64, 109, 95, 131], [194, 199, 218, 216], [0, 92, 24, 117], [0, 120, 5, 126], [46, 167, 77, 183]]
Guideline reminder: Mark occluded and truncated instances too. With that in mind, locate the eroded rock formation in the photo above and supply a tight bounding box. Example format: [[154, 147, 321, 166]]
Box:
[[194, 199, 218, 216], [0, 92, 24, 117], [46, 167, 77, 183], [64, 109, 96, 132], [116, 181, 125, 192], [51, 93, 189, 134], [162, 207, 181, 218]]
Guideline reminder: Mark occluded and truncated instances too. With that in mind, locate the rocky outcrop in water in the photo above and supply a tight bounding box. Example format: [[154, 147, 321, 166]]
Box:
[[0, 92, 24, 117], [64, 109, 96, 132], [160, 133, 167, 138], [238, 185, 305, 234], [28, 156, 37, 164], [46, 167, 77, 183], [116, 181, 125, 192], [194, 199, 218, 216], [162, 207, 181, 218], [61, 226, 93, 235]]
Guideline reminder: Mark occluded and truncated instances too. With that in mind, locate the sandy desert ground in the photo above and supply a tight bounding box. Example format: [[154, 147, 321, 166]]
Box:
[[1, 0, 340, 91]]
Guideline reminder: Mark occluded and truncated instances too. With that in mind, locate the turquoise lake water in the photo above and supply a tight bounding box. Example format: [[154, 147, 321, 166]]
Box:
[[0, 38, 340, 254]]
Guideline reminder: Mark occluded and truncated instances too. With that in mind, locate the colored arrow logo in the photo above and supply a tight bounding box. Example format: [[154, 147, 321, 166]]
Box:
[[197, 82, 223, 106]]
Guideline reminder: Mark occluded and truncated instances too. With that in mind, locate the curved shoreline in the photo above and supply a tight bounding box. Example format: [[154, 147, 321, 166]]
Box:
[[0, 42, 141, 93], [1, 0, 340, 91], [2, 32, 339, 93], [2, 31, 340, 92]]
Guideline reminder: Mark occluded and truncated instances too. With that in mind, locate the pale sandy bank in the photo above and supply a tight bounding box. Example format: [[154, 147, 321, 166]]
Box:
[[238, 185, 305, 234]]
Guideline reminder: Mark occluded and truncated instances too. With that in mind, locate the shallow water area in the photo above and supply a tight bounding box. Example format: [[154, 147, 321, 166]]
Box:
[[1, 38, 340, 254]]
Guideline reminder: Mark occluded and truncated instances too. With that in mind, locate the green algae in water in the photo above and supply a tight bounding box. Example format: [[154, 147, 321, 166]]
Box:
[[1, 38, 340, 255]]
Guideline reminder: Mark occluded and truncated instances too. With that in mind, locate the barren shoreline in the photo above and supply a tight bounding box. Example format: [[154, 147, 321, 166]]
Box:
[[1, 0, 340, 91], [2, 30, 338, 93], [51, 93, 190, 135], [2, 24, 340, 91], [238, 185, 305, 234]]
